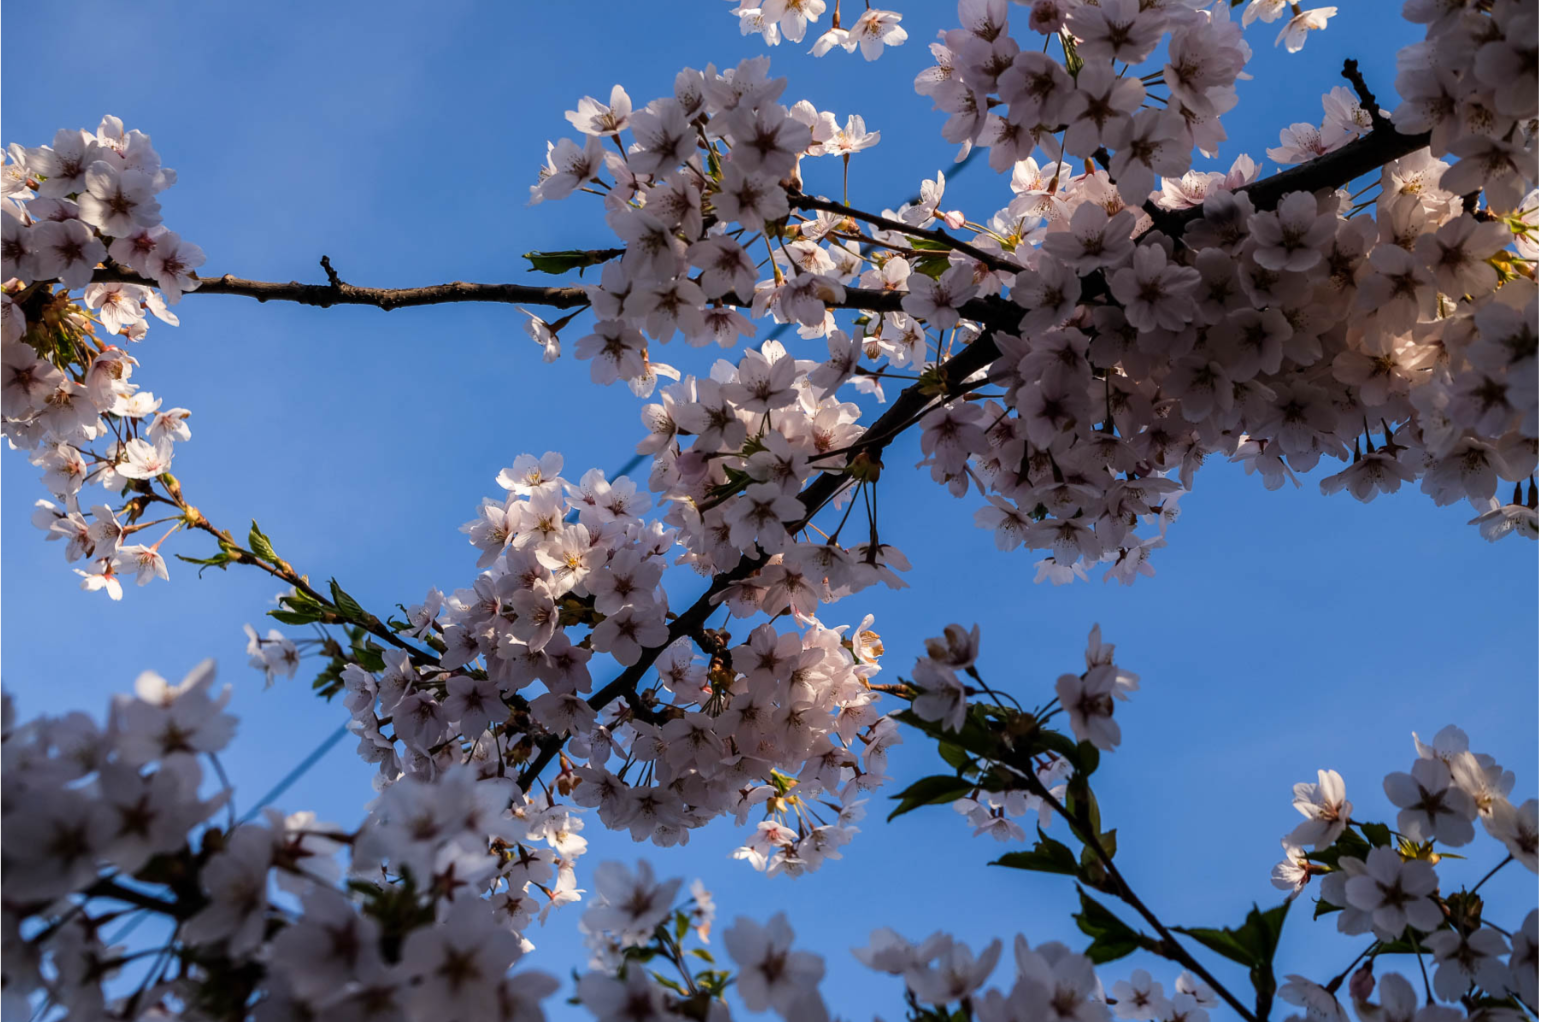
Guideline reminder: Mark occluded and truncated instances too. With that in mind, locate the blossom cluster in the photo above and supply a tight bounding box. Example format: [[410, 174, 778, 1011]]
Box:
[[2, 117, 203, 599], [1, 664, 577, 1022], [1274, 724, 1538, 899], [301, 450, 897, 878], [895, 623, 1538, 1022], [1, 1, 1537, 1018], [728, 0, 908, 60], [909, 0, 1536, 554], [1264, 725, 1537, 1018], [522, 15, 1535, 613]]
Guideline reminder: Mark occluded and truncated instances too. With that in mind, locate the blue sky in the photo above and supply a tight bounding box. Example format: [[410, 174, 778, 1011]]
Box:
[[3, 2, 1536, 1018]]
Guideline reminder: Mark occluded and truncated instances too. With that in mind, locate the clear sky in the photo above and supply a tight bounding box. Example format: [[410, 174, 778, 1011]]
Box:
[[2, 3, 1536, 1018]]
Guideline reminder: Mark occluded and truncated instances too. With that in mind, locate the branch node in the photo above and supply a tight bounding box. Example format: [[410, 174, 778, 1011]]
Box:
[[1341, 59, 1391, 132], [320, 255, 344, 289]]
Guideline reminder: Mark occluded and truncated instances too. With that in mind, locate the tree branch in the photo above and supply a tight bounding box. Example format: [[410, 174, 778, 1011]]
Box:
[[1145, 102, 1430, 237], [1012, 763, 1260, 1022], [788, 192, 1021, 274], [1339, 58, 1392, 132], [91, 264, 592, 312], [85, 878, 186, 918], [138, 484, 440, 667], [90, 263, 1025, 325], [509, 112, 1434, 795], [96, 95, 1438, 804]]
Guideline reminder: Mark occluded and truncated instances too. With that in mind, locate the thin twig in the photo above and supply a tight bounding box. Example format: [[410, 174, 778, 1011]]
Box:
[[1014, 764, 1259, 1022], [788, 192, 1020, 274]]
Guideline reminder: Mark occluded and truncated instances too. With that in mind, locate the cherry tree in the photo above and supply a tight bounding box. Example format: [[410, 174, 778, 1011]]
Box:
[[1, 1, 1537, 1020]]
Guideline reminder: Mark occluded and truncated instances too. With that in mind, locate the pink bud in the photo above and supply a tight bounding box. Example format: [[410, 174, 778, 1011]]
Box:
[[1348, 963, 1375, 1002]]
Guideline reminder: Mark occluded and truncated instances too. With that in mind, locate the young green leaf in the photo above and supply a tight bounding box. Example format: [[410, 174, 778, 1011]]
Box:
[[521, 248, 623, 275], [330, 579, 367, 621], [247, 520, 279, 563], [887, 774, 976, 821], [992, 829, 1082, 878], [1074, 887, 1148, 964]]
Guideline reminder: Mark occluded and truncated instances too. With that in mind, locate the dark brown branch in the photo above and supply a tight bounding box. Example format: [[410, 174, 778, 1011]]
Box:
[[1145, 110, 1430, 237], [91, 264, 592, 312], [88, 89, 1434, 796], [90, 262, 1019, 324], [513, 299, 1019, 789], [1340, 58, 1392, 132], [1011, 761, 1260, 1022], [85, 878, 186, 918]]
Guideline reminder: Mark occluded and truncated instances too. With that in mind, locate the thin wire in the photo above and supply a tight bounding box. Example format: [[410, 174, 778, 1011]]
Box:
[[236, 721, 352, 825]]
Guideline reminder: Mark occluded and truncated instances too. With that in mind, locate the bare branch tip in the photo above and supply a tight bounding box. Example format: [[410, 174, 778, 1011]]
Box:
[[1340, 59, 1391, 131], [320, 255, 343, 289]]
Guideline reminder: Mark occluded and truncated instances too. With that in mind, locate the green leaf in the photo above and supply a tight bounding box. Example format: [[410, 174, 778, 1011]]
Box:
[[687, 948, 714, 963], [892, 708, 1002, 762], [937, 740, 972, 772], [247, 520, 279, 563], [283, 589, 328, 612], [1374, 935, 1433, 955], [1029, 727, 1081, 766], [1360, 822, 1393, 848], [1074, 740, 1101, 777], [1175, 900, 1290, 969], [1175, 899, 1291, 1018], [521, 248, 623, 275], [992, 829, 1081, 877], [330, 579, 367, 621], [1312, 897, 1343, 920], [1306, 826, 1372, 868], [1060, 31, 1084, 76], [887, 774, 976, 822], [1065, 777, 1102, 837], [268, 609, 324, 626], [174, 552, 231, 576], [1074, 887, 1146, 964], [350, 639, 386, 673], [912, 253, 952, 280], [1178, 925, 1253, 967], [907, 238, 953, 252]]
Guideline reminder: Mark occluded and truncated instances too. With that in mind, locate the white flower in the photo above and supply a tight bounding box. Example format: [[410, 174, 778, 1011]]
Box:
[[1112, 968, 1171, 1020], [911, 658, 967, 732], [1279, 974, 1345, 1021], [1426, 927, 1513, 1002], [1271, 840, 1313, 899], [266, 888, 386, 1002], [722, 912, 826, 1016], [181, 824, 273, 956], [1287, 768, 1351, 850], [1384, 758, 1478, 847], [581, 859, 682, 948], [1485, 798, 1539, 873], [1343, 846, 1442, 933], [565, 84, 632, 136], [900, 263, 977, 331], [905, 934, 1002, 1006], [77, 160, 160, 236], [400, 899, 526, 1022], [1275, 6, 1337, 52], [1056, 664, 1121, 750]]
